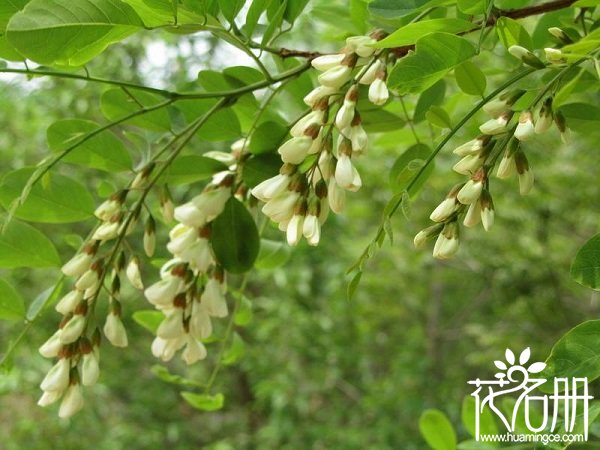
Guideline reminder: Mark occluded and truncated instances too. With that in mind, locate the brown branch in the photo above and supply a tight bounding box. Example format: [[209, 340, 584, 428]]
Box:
[[268, 0, 578, 59]]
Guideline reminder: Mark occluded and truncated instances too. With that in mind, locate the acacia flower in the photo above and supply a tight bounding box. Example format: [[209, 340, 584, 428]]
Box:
[[515, 150, 534, 195], [58, 378, 85, 419], [479, 112, 513, 135], [430, 184, 463, 222], [514, 111, 535, 141], [368, 72, 389, 105], [433, 221, 460, 259]]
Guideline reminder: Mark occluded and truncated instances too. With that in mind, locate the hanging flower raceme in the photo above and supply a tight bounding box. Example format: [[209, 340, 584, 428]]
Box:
[[414, 86, 572, 260], [252, 30, 391, 246], [143, 171, 235, 366]]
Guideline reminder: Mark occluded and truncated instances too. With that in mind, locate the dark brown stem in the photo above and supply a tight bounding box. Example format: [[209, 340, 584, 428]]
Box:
[[269, 0, 578, 59]]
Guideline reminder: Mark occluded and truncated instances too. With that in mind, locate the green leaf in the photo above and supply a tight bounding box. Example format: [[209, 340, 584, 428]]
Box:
[[375, 19, 475, 48], [159, 156, 227, 185], [101, 89, 172, 132], [27, 282, 64, 321], [6, 0, 144, 67], [414, 80, 446, 123], [0, 220, 60, 268], [388, 33, 476, 94], [426, 105, 452, 129], [461, 396, 498, 438], [0, 278, 25, 321], [218, 0, 245, 23], [249, 121, 288, 154], [457, 0, 486, 14], [419, 409, 457, 450], [201, 108, 241, 141], [369, 0, 431, 18], [570, 234, 600, 290], [0, 0, 28, 61], [245, 0, 272, 37], [151, 365, 202, 387], [181, 392, 225, 411], [223, 66, 265, 86], [262, 0, 286, 46], [46, 119, 132, 172], [255, 239, 291, 269], [389, 143, 435, 196], [0, 168, 95, 223], [541, 320, 600, 392], [284, 0, 309, 23], [211, 198, 260, 274], [558, 103, 600, 133], [233, 296, 253, 326], [222, 333, 245, 365], [347, 271, 362, 300], [359, 106, 406, 132], [454, 60, 486, 96], [132, 310, 164, 333], [496, 17, 533, 50], [242, 153, 281, 188]]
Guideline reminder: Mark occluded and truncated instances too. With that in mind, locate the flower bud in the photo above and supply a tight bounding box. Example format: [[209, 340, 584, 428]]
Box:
[[515, 150, 534, 195], [39, 330, 63, 358], [61, 252, 93, 277], [182, 336, 207, 365], [40, 358, 70, 392], [368, 75, 389, 106], [496, 138, 518, 179], [535, 97, 554, 134], [430, 184, 463, 222], [433, 221, 460, 260], [311, 53, 345, 71], [479, 112, 512, 135], [81, 351, 100, 387], [286, 213, 305, 246], [480, 189, 495, 231], [126, 257, 144, 290], [335, 152, 362, 192], [544, 47, 565, 64], [327, 179, 346, 214], [131, 162, 155, 189], [453, 135, 491, 156], [413, 223, 443, 249], [59, 313, 86, 344], [346, 35, 377, 57], [514, 111, 535, 141], [55, 290, 84, 315], [103, 310, 128, 348], [160, 187, 175, 223], [548, 27, 573, 44], [508, 45, 545, 69], [58, 379, 84, 418], [144, 216, 156, 257], [554, 110, 571, 144], [457, 169, 486, 205]]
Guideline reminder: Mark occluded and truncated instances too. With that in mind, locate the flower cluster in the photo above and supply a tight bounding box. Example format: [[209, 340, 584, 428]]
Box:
[[251, 31, 391, 246], [143, 172, 233, 365], [415, 88, 570, 259]]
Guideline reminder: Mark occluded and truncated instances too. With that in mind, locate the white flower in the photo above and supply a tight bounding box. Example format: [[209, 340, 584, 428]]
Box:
[[318, 65, 352, 88], [291, 110, 325, 137], [230, 138, 247, 155], [145, 277, 183, 307], [192, 188, 230, 222], [335, 99, 356, 130], [311, 53, 345, 71], [40, 358, 70, 392], [508, 45, 545, 68], [429, 196, 459, 223], [167, 224, 198, 255], [39, 330, 63, 358], [126, 258, 144, 290], [173, 202, 204, 227], [368, 78, 388, 105], [262, 192, 299, 223], [60, 315, 86, 344], [453, 137, 487, 156], [151, 336, 186, 362], [179, 238, 213, 273], [346, 36, 376, 57], [55, 290, 83, 315], [205, 150, 237, 166], [481, 204, 495, 231], [252, 174, 290, 202], [479, 113, 511, 135], [278, 136, 312, 164], [302, 214, 321, 246], [75, 268, 99, 291], [463, 201, 481, 227], [94, 199, 120, 221], [457, 179, 484, 205], [182, 335, 207, 365], [286, 214, 305, 246], [483, 99, 509, 118], [432, 223, 460, 260], [514, 111, 535, 141], [303, 85, 336, 106], [453, 154, 484, 175], [349, 124, 368, 154], [58, 383, 84, 419], [327, 180, 346, 214], [92, 221, 120, 241], [201, 279, 228, 318], [157, 309, 185, 339], [335, 154, 362, 192], [103, 313, 128, 347], [81, 352, 100, 387], [496, 152, 515, 179], [189, 301, 213, 340], [358, 60, 383, 85], [61, 253, 92, 277], [38, 390, 62, 407]]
